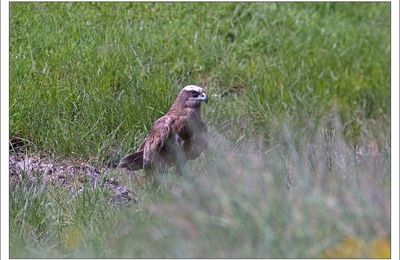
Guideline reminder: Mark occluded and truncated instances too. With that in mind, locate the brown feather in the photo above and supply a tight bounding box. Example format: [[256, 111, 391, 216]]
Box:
[[119, 85, 208, 173], [143, 117, 172, 165]]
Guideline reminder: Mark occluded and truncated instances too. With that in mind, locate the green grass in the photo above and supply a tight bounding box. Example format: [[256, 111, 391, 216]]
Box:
[[10, 2, 390, 258], [10, 2, 390, 160]]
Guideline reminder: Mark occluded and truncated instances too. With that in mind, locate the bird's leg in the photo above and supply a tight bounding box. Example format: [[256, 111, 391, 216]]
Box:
[[175, 149, 187, 176], [173, 134, 187, 176], [142, 167, 156, 188], [142, 159, 163, 187], [176, 162, 187, 176]]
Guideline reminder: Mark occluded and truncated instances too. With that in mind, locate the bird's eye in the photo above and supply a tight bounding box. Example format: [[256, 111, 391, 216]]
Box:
[[192, 91, 199, 97]]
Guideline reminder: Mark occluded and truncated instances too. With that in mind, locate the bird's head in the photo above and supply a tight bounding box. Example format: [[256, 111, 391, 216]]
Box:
[[179, 85, 208, 108]]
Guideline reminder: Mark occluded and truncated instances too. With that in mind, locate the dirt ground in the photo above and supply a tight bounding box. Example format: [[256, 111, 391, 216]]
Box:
[[9, 149, 139, 206]]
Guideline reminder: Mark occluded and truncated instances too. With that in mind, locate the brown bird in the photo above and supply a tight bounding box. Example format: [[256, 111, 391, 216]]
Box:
[[119, 85, 208, 174]]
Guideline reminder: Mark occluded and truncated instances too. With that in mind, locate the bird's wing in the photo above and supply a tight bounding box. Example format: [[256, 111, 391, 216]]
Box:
[[143, 116, 172, 165]]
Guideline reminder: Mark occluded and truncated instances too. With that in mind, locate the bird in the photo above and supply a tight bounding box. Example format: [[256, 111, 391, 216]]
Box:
[[119, 85, 209, 175]]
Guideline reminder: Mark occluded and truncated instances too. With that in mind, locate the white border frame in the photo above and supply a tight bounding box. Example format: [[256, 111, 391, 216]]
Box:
[[1, 1, 398, 259], [1, 0, 10, 259], [391, 1, 399, 259]]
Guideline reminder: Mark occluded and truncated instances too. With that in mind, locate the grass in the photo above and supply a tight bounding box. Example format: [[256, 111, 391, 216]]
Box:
[[10, 123, 391, 258], [9, 2, 391, 258]]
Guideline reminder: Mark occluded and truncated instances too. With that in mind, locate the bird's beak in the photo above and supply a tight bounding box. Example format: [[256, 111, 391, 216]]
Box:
[[201, 93, 208, 104]]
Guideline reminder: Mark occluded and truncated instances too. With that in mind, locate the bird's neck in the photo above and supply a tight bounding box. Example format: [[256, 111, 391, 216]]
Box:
[[169, 101, 202, 118]]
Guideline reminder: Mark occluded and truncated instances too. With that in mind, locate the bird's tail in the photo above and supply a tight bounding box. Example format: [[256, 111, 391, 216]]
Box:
[[118, 150, 144, 171]]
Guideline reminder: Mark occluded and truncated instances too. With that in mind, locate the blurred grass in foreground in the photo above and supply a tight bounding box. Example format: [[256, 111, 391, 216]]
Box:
[[10, 116, 390, 258]]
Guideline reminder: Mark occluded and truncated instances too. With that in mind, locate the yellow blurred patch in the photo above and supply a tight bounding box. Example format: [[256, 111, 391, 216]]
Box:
[[368, 238, 391, 258], [321, 236, 391, 259], [322, 237, 363, 258], [63, 226, 82, 250]]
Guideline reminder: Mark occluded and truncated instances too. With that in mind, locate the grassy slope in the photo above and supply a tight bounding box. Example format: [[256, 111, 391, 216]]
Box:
[[10, 2, 390, 258]]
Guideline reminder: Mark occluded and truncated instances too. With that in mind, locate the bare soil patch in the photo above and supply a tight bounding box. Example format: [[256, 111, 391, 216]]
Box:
[[9, 151, 139, 206]]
